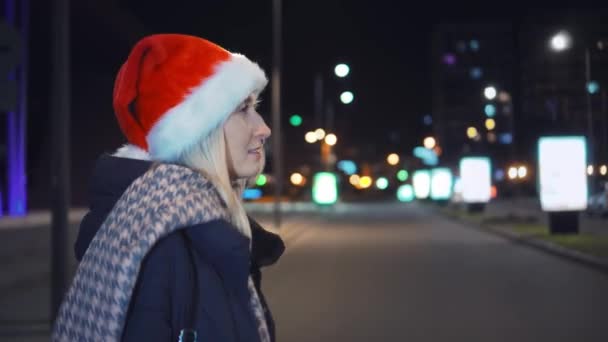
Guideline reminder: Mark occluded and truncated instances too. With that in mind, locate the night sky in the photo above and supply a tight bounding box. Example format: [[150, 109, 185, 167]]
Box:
[[22, 1, 605, 207]]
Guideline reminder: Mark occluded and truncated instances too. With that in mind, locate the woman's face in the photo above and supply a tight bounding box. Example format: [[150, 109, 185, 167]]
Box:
[[224, 95, 271, 180]]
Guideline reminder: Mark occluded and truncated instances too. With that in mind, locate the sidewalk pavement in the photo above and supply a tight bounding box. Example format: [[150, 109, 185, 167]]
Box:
[[437, 197, 608, 273]]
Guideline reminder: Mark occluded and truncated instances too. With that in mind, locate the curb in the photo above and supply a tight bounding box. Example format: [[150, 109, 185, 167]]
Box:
[[437, 208, 608, 275]]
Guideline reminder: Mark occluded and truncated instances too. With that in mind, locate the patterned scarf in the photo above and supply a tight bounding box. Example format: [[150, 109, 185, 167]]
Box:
[[52, 164, 268, 341]]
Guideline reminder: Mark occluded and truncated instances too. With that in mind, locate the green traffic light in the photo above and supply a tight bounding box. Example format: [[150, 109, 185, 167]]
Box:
[[397, 169, 409, 182], [289, 115, 303, 127], [256, 174, 267, 187]]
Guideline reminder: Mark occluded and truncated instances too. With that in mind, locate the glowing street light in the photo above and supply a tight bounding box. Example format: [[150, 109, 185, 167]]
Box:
[[600, 165, 607, 176], [376, 177, 389, 190], [349, 174, 360, 187], [305, 131, 317, 143], [423, 136, 436, 149], [550, 31, 572, 51], [290, 172, 304, 186], [334, 63, 350, 78], [467, 126, 479, 139], [256, 174, 267, 187], [340, 91, 354, 104], [484, 86, 497, 100], [508, 167, 518, 180], [325, 133, 337, 146], [485, 118, 496, 131], [359, 176, 373, 189], [587, 165, 594, 176], [315, 128, 326, 140], [387, 153, 400, 166], [517, 166, 528, 179]]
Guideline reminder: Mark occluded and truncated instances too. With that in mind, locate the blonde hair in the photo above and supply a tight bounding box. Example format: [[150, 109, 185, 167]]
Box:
[[178, 125, 258, 239]]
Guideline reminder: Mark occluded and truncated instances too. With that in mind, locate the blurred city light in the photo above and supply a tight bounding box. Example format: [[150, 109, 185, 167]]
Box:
[[487, 132, 497, 143], [243, 188, 263, 200], [290, 172, 304, 186], [491, 185, 498, 199], [305, 131, 317, 143], [550, 31, 572, 51], [484, 86, 497, 100], [498, 91, 511, 103], [442, 53, 456, 65], [485, 118, 496, 130], [484, 104, 496, 117], [315, 128, 326, 140], [587, 165, 594, 176], [587, 81, 600, 94], [508, 167, 518, 180], [494, 169, 505, 181], [289, 114, 302, 127], [469, 40, 480, 51], [312, 172, 338, 205], [413, 146, 439, 166], [600, 165, 608, 176], [456, 41, 467, 52], [397, 169, 409, 182], [413, 170, 431, 199], [470, 67, 483, 80], [433, 146, 443, 156], [423, 115, 433, 125], [325, 133, 338, 146], [256, 174, 267, 187], [431, 168, 453, 200], [423, 136, 437, 149], [376, 177, 389, 190], [334, 63, 350, 78], [349, 174, 360, 187], [397, 184, 415, 202], [338, 160, 357, 175], [359, 176, 373, 189], [538, 136, 587, 211], [467, 126, 479, 139], [340, 91, 354, 104], [387, 153, 400, 166], [499, 133, 513, 144], [517, 166, 528, 179], [460, 157, 492, 203]]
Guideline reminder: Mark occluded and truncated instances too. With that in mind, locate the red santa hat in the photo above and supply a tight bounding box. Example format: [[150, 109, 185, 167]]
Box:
[[112, 34, 268, 161]]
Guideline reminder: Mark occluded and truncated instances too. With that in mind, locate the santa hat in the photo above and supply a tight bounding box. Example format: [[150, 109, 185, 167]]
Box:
[[112, 34, 268, 161]]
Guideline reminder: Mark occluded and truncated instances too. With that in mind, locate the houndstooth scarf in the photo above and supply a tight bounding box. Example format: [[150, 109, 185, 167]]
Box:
[[52, 163, 268, 341]]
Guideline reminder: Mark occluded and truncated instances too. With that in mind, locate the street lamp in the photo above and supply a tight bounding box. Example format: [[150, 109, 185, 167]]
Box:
[[325, 133, 337, 146], [550, 31, 572, 51], [340, 91, 354, 104], [387, 153, 400, 166], [334, 63, 350, 78], [305, 131, 317, 143], [423, 136, 436, 149], [549, 30, 594, 170], [484, 86, 497, 100]]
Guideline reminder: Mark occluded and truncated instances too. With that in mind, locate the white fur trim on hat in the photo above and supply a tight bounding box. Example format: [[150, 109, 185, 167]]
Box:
[[113, 144, 151, 160], [147, 54, 268, 162]]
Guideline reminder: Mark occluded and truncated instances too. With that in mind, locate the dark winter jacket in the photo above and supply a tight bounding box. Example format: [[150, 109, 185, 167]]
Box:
[[73, 155, 284, 341]]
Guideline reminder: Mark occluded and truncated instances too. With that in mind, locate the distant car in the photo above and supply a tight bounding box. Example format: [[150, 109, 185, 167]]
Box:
[[587, 191, 608, 217]]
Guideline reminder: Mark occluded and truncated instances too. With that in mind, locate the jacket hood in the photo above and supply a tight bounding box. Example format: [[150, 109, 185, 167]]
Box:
[[74, 154, 284, 267]]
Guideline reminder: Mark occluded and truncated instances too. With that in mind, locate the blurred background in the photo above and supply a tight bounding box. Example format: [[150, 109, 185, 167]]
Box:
[[2, 1, 608, 341]]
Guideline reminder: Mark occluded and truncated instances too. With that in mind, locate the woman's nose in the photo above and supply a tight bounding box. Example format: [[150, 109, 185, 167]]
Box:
[[254, 116, 271, 141]]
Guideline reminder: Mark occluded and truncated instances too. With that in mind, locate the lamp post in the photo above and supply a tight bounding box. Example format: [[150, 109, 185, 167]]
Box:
[[549, 31, 594, 170]]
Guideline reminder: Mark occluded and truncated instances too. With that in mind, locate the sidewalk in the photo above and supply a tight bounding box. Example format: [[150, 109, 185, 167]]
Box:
[[436, 197, 608, 273]]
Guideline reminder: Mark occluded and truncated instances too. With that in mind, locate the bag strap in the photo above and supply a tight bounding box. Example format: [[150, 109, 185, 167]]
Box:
[[180, 230, 200, 331]]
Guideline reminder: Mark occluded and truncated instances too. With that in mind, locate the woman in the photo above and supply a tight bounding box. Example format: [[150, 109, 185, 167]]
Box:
[[53, 34, 285, 341]]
